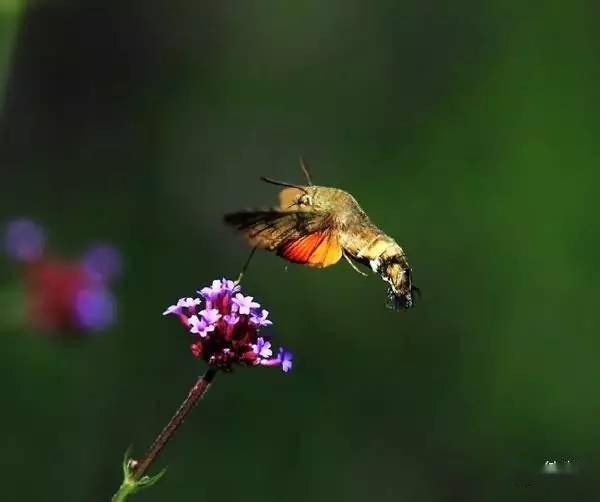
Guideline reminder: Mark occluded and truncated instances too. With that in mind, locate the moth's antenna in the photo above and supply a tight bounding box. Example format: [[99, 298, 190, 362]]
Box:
[[299, 157, 313, 185], [236, 246, 258, 283], [260, 176, 309, 193]]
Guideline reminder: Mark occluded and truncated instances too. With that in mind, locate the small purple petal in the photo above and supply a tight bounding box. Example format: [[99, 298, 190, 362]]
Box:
[[188, 315, 202, 330], [199, 287, 213, 299], [250, 308, 272, 327], [163, 305, 179, 316], [182, 297, 201, 308], [162, 300, 183, 316], [188, 315, 214, 337], [232, 293, 260, 315], [279, 347, 293, 373], [221, 278, 241, 293], [82, 244, 122, 283], [198, 278, 241, 301], [3, 218, 46, 263], [74, 287, 116, 331], [252, 337, 273, 358], [163, 297, 200, 316], [200, 308, 221, 325], [198, 279, 222, 300]]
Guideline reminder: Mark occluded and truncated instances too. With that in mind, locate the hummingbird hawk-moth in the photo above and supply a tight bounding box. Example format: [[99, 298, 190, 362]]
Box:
[[224, 161, 418, 309]]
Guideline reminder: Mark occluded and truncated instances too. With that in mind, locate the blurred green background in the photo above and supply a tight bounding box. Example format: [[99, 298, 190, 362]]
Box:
[[1, 1, 599, 500]]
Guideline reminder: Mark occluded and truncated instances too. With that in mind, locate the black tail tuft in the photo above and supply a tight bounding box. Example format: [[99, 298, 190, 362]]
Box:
[[385, 286, 417, 310]]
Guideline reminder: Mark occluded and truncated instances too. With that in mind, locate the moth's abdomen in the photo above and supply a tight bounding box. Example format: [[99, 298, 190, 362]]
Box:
[[342, 224, 403, 264], [342, 224, 416, 310]]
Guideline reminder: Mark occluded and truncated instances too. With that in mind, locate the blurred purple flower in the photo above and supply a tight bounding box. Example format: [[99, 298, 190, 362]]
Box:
[[82, 244, 122, 283], [4, 219, 122, 336], [74, 287, 116, 331], [3, 218, 46, 263]]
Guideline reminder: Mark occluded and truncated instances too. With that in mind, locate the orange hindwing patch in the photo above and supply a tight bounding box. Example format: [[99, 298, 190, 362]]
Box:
[[279, 231, 342, 268]]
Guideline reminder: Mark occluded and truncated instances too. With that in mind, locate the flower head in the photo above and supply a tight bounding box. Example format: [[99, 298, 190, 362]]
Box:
[[164, 278, 293, 373]]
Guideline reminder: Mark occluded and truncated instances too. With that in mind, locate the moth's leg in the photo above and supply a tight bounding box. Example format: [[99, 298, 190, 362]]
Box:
[[343, 250, 368, 277], [237, 246, 258, 283]]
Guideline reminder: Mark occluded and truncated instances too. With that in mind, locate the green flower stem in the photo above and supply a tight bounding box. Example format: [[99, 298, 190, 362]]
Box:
[[111, 367, 218, 501], [111, 480, 135, 502]]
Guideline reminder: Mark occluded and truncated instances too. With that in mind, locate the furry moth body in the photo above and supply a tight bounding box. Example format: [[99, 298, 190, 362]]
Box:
[[224, 173, 418, 309]]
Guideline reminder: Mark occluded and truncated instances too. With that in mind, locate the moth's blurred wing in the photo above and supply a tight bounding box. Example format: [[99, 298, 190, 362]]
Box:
[[279, 230, 342, 268], [224, 209, 324, 250], [224, 209, 342, 268]]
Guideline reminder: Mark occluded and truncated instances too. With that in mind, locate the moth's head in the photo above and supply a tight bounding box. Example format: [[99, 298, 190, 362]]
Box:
[[380, 260, 418, 310], [278, 185, 322, 210], [302, 186, 339, 211]]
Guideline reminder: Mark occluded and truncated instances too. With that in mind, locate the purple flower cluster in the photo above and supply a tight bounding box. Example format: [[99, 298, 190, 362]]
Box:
[[163, 278, 293, 373], [2, 218, 122, 333]]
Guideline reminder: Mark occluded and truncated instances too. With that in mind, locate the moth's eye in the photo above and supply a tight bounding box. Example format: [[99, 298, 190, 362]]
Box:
[[298, 194, 312, 206]]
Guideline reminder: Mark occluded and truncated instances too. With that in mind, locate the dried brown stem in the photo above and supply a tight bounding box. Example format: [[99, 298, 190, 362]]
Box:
[[132, 367, 218, 480]]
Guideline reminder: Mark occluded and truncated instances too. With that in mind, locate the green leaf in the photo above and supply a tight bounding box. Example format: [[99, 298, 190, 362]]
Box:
[[135, 468, 168, 491]]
